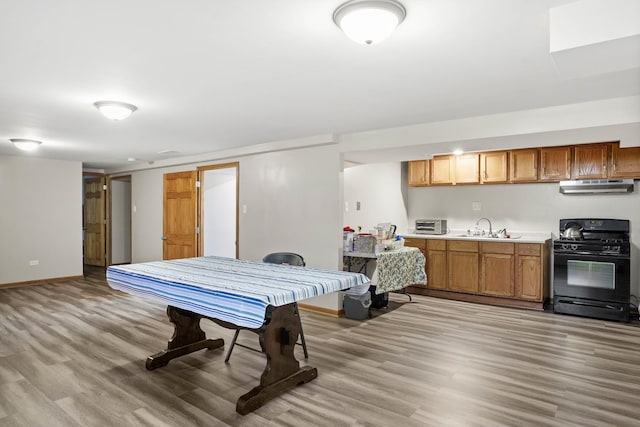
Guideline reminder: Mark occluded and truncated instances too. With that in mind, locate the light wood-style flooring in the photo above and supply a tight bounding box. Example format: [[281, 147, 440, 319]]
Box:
[[1, 268, 639, 426]]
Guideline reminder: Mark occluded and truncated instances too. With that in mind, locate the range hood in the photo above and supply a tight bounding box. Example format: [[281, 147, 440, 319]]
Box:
[[559, 179, 634, 194]]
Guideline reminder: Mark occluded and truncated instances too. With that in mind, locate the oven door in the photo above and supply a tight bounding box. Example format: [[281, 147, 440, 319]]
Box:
[[553, 251, 630, 303]]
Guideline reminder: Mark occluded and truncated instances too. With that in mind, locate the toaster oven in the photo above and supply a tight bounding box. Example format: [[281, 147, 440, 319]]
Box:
[[415, 219, 447, 235]]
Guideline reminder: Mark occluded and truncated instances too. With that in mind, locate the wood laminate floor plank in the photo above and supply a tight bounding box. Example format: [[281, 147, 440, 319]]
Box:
[[1, 268, 639, 426]]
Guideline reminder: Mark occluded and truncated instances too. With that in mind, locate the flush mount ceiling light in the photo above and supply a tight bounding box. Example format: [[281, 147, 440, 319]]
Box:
[[94, 100, 137, 120], [9, 138, 42, 151], [333, 0, 406, 45]]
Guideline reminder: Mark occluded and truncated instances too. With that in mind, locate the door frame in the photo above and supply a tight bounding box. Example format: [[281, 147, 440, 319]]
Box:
[[107, 174, 132, 266], [197, 162, 240, 259]]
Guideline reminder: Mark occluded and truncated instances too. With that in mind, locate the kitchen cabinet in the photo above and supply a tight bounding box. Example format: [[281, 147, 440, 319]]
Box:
[[572, 143, 609, 179], [515, 243, 545, 301], [426, 239, 447, 290], [539, 146, 571, 181], [431, 155, 455, 185], [406, 236, 550, 310], [509, 149, 538, 182], [447, 240, 479, 293], [408, 160, 430, 186], [609, 144, 640, 178], [481, 151, 509, 183], [479, 242, 515, 297], [455, 153, 480, 184]]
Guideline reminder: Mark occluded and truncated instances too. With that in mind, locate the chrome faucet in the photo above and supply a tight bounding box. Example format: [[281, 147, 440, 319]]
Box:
[[476, 217, 493, 237]]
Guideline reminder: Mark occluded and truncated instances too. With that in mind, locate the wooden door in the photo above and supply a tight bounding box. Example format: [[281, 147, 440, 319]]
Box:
[[480, 253, 515, 297], [408, 160, 429, 186], [431, 155, 455, 185], [515, 256, 542, 301], [572, 143, 608, 179], [84, 176, 106, 266], [539, 147, 571, 181], [481, 151, 508, 183], [163, 171, 197, 260], [610, 144, 640, 178], [427, 250, 447, 289], [455, 153, 480, 184], [509, 149, 538, 182], [447, 240, 479, 293]]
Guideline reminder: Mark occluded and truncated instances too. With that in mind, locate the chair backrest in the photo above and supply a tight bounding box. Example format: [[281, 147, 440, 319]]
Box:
[[262, 252, 305, 267]]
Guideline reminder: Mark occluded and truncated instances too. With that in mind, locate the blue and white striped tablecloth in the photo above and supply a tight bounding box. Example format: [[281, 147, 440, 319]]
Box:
[[106, 256, 370, 329]]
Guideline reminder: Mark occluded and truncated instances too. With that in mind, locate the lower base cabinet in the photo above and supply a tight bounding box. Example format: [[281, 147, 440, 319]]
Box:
[[515, 244, 545, 301], [480, 242, 515, 297], [406, 237, 550, 310], [448, 243, 479, 293]]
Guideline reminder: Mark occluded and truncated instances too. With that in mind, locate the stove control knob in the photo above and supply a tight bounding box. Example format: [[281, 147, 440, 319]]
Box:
[[571, 244, 578, 251], [562, 244, 569, 250], [603, 245, 610, 252]]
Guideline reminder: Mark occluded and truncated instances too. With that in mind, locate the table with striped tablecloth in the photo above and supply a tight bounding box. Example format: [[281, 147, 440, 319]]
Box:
[[106, 256, 370, 415]]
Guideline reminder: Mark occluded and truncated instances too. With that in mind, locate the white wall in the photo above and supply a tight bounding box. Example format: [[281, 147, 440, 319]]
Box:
[[0, 155, 83, 284], [127, 144, 344, 311], [343, 162, 409, 234], [407, 181, 640, 297], [111, 179, 131, 264]]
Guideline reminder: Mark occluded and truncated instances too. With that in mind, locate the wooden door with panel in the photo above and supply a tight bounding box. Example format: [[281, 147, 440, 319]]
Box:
[[163, 171, 198, 260], [572, 143, 609, 179], [84, 176, 106, 266]]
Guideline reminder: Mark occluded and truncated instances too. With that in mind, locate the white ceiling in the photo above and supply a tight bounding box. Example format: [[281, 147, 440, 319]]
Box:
[[0, 0, 638, 171]]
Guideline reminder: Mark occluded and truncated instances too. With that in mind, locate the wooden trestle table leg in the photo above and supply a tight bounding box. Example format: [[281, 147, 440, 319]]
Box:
[[145, 303, 318, 415], [145, 305, 224, 370], [235, 303, 317, 415]]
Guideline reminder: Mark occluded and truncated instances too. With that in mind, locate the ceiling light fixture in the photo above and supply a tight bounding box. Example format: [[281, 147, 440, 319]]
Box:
[[9, 138, 42, 151], [94, 100, 137, 120], [333, 0, 406, 45]]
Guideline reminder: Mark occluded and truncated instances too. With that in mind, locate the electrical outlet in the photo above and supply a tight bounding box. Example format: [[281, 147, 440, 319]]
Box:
[[356, 201, 361, 211], [472, 201, 481, 211], [29, 260, 39, 266]]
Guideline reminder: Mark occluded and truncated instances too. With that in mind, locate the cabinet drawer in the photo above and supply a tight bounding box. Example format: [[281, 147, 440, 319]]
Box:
[[480, 242, 514, 254], [517, 243, 541, 256], [448, 240, 479, 252], [404, 238, 426, 250], [427, 239, 446, 251]]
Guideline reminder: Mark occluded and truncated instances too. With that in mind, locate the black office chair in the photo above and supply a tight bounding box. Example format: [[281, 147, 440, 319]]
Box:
[[224, 252, 309, 362]]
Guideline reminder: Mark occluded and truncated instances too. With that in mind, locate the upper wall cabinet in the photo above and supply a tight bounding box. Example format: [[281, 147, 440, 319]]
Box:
[[407, 141, 640, 187], [610, 145, 640, 178], [539, 146, 571, 182], [481, 151, 509, 183], [509, 149, 538, 182], [408, 160, 430, 186], [455, 153, 480, 184], [431, 155, 455, 185], [572, 143, 609, 179]]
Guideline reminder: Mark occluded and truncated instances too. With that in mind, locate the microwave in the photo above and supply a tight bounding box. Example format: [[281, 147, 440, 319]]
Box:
[[415, 219, 447, 235]]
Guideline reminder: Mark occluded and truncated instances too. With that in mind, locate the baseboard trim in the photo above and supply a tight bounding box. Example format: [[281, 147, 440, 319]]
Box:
[[407, 286, 546, 311], [0, 275, 85, 290], [297, 303, 344, 317]]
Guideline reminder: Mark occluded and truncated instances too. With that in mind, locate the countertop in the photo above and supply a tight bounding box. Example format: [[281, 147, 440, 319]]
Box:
[[401, 230, 552, 244]]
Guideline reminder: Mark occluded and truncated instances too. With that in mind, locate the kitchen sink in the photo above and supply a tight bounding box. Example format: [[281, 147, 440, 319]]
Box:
[[451, 234, 521, 239]]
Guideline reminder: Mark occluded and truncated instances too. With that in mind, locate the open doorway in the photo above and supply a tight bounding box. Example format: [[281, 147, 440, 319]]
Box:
[[109, 175, 132, 265], [198, 163, 239, 258]]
